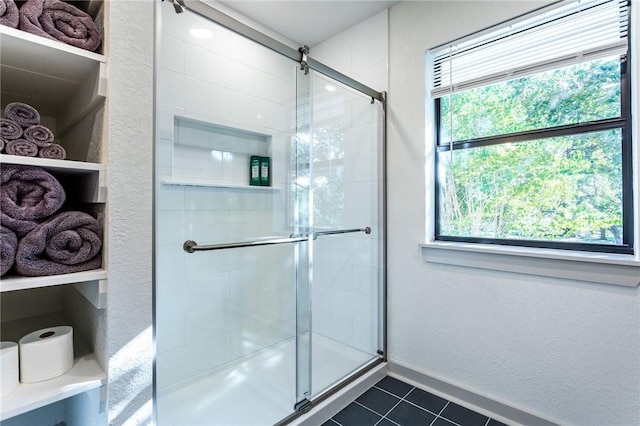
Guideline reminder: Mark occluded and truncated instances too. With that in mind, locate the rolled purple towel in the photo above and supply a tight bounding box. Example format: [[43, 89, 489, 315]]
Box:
[[0, 0, 19, 28], [4, 102, 40, 128], [0, 118, 23, 140], [15, 211, 103, 276], [0, 137, 5, 153], [0, 164, 66, 237], [23, 124, 54, 147], [39, 143, 66, 160], [5, 139, 38, 157], [0, 226, 18, 276], [19, 0, 101, 52]]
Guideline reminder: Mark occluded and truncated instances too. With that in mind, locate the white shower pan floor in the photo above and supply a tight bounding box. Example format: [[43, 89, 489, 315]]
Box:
[[157, 334, 375, 426]]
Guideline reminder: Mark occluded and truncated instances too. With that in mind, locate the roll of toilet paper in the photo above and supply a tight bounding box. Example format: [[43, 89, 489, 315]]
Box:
[[19, 326, 74, 383], [1, 341, 19, 396]]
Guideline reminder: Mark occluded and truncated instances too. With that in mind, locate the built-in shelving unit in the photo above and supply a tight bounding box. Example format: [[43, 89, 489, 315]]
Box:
[[0, 2, 108, 424], [0, 25, 107, 135], [170, 114, 277, 188]]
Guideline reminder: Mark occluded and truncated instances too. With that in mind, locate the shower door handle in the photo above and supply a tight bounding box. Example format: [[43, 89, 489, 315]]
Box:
[[183, 227, 372, 253]]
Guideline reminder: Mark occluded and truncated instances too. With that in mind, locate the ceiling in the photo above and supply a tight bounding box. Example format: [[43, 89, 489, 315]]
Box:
[[215, 1, 398, 46]]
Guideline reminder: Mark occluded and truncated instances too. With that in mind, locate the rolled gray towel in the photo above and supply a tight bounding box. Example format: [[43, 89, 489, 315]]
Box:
[[0, 118, 23, 140], [0, 164, 66, 237], [23, 124, 54, 147], [0, 137, 5, 153], [4, 102, 40, 128], [5, 139, 38, 157], [0, 226, 18, 276], [19, 0, 101, 52], [0, 0, 19, 28], [15, 211, 103, 276], [39, 143, 66, 160]]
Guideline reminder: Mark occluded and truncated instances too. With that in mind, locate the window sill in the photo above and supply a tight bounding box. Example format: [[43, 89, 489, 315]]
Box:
[[420, 241, 640, 287]]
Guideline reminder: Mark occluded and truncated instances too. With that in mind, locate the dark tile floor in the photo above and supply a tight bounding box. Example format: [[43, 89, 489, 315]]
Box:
[[323, 376, 508, 426]]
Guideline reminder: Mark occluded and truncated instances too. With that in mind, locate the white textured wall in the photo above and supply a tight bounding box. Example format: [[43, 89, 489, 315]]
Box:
[[388, 2, 640, 425], [106, 0, 155, 424]]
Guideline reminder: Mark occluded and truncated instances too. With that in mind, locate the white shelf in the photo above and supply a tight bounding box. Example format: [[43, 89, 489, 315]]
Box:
[[162, 178, 280, 190], [0, 154, 107, 203], [0, 154, 104, 172], [1, 267, 107, 291], [0, 25, 107, 134], [0, 354, 106, 421]]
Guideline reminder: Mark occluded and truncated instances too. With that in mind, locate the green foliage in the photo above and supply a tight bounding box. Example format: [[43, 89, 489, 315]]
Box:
[[438, 58, 624, 245]]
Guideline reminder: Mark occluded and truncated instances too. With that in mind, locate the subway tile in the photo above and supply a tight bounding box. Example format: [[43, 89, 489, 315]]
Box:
[[184, 186, 226, 211], [157, 244, 185, 281], [313, 259, 354, 292], [157, 182, 185, 211], [157, 210, 185, 246], [352, 319, 378, 354], [312, 309, 353, 345], [183, 210, 230, 243], [226, 60, 266, 99], [184, 44, 231, 87], [157, 105, 184, 140], [157, 138, 173, 169], [185, 275, 230, 312], [161, 4, 229, 55], [265, 74, 296, 105], [228, 321, 289, 359], [184, 306, 228, 344], [156, 313, 185, 353], [160, 34, 185, 73], [156, 278, 189, 315]]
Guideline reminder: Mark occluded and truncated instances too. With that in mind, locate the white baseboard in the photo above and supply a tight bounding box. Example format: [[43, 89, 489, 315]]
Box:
[[388, 360, 561, 426]]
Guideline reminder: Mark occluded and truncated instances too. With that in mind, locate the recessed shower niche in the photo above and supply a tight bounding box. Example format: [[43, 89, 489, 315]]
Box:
[[163, 115, 276, 189]]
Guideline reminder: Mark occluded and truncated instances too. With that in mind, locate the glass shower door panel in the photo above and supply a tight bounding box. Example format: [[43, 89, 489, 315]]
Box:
[[306, 71, 384, 398], [156, 243, 298, 426]]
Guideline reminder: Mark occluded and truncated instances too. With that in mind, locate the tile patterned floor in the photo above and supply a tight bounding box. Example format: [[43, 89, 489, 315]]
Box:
[[323, 376, 508, 426]]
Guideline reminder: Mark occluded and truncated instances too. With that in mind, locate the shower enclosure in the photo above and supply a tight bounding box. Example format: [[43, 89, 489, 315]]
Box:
[[154, 2, 385, 424]]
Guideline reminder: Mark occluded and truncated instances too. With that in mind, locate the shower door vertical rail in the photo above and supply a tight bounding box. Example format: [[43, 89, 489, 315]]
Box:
[[293, 66, 313, 408]]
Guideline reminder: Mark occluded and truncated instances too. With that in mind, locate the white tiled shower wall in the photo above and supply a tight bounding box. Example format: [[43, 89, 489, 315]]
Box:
[[155, 3, 388, 390]]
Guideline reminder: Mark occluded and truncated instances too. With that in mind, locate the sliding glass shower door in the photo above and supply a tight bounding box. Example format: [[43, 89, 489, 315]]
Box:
[[155, 4, 384, 423], [295, 68, 384, 402]]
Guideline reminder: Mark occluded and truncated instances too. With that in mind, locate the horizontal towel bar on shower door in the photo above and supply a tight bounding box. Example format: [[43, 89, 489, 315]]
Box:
[[183, 236, 309, 253], [290, 227, 372, 239], [183, 227, 372, 253]]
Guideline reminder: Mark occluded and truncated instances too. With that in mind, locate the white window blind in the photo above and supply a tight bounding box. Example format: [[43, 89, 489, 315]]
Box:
[[430, 0, 629, 99]]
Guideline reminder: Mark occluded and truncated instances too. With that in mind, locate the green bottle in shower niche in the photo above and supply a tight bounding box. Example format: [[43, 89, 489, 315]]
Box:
[[260, 156, 271, 186], [250, 156, 261, 186]]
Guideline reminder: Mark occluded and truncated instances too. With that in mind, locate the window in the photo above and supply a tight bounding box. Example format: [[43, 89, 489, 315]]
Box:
[[430, 0, 632, 254]]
